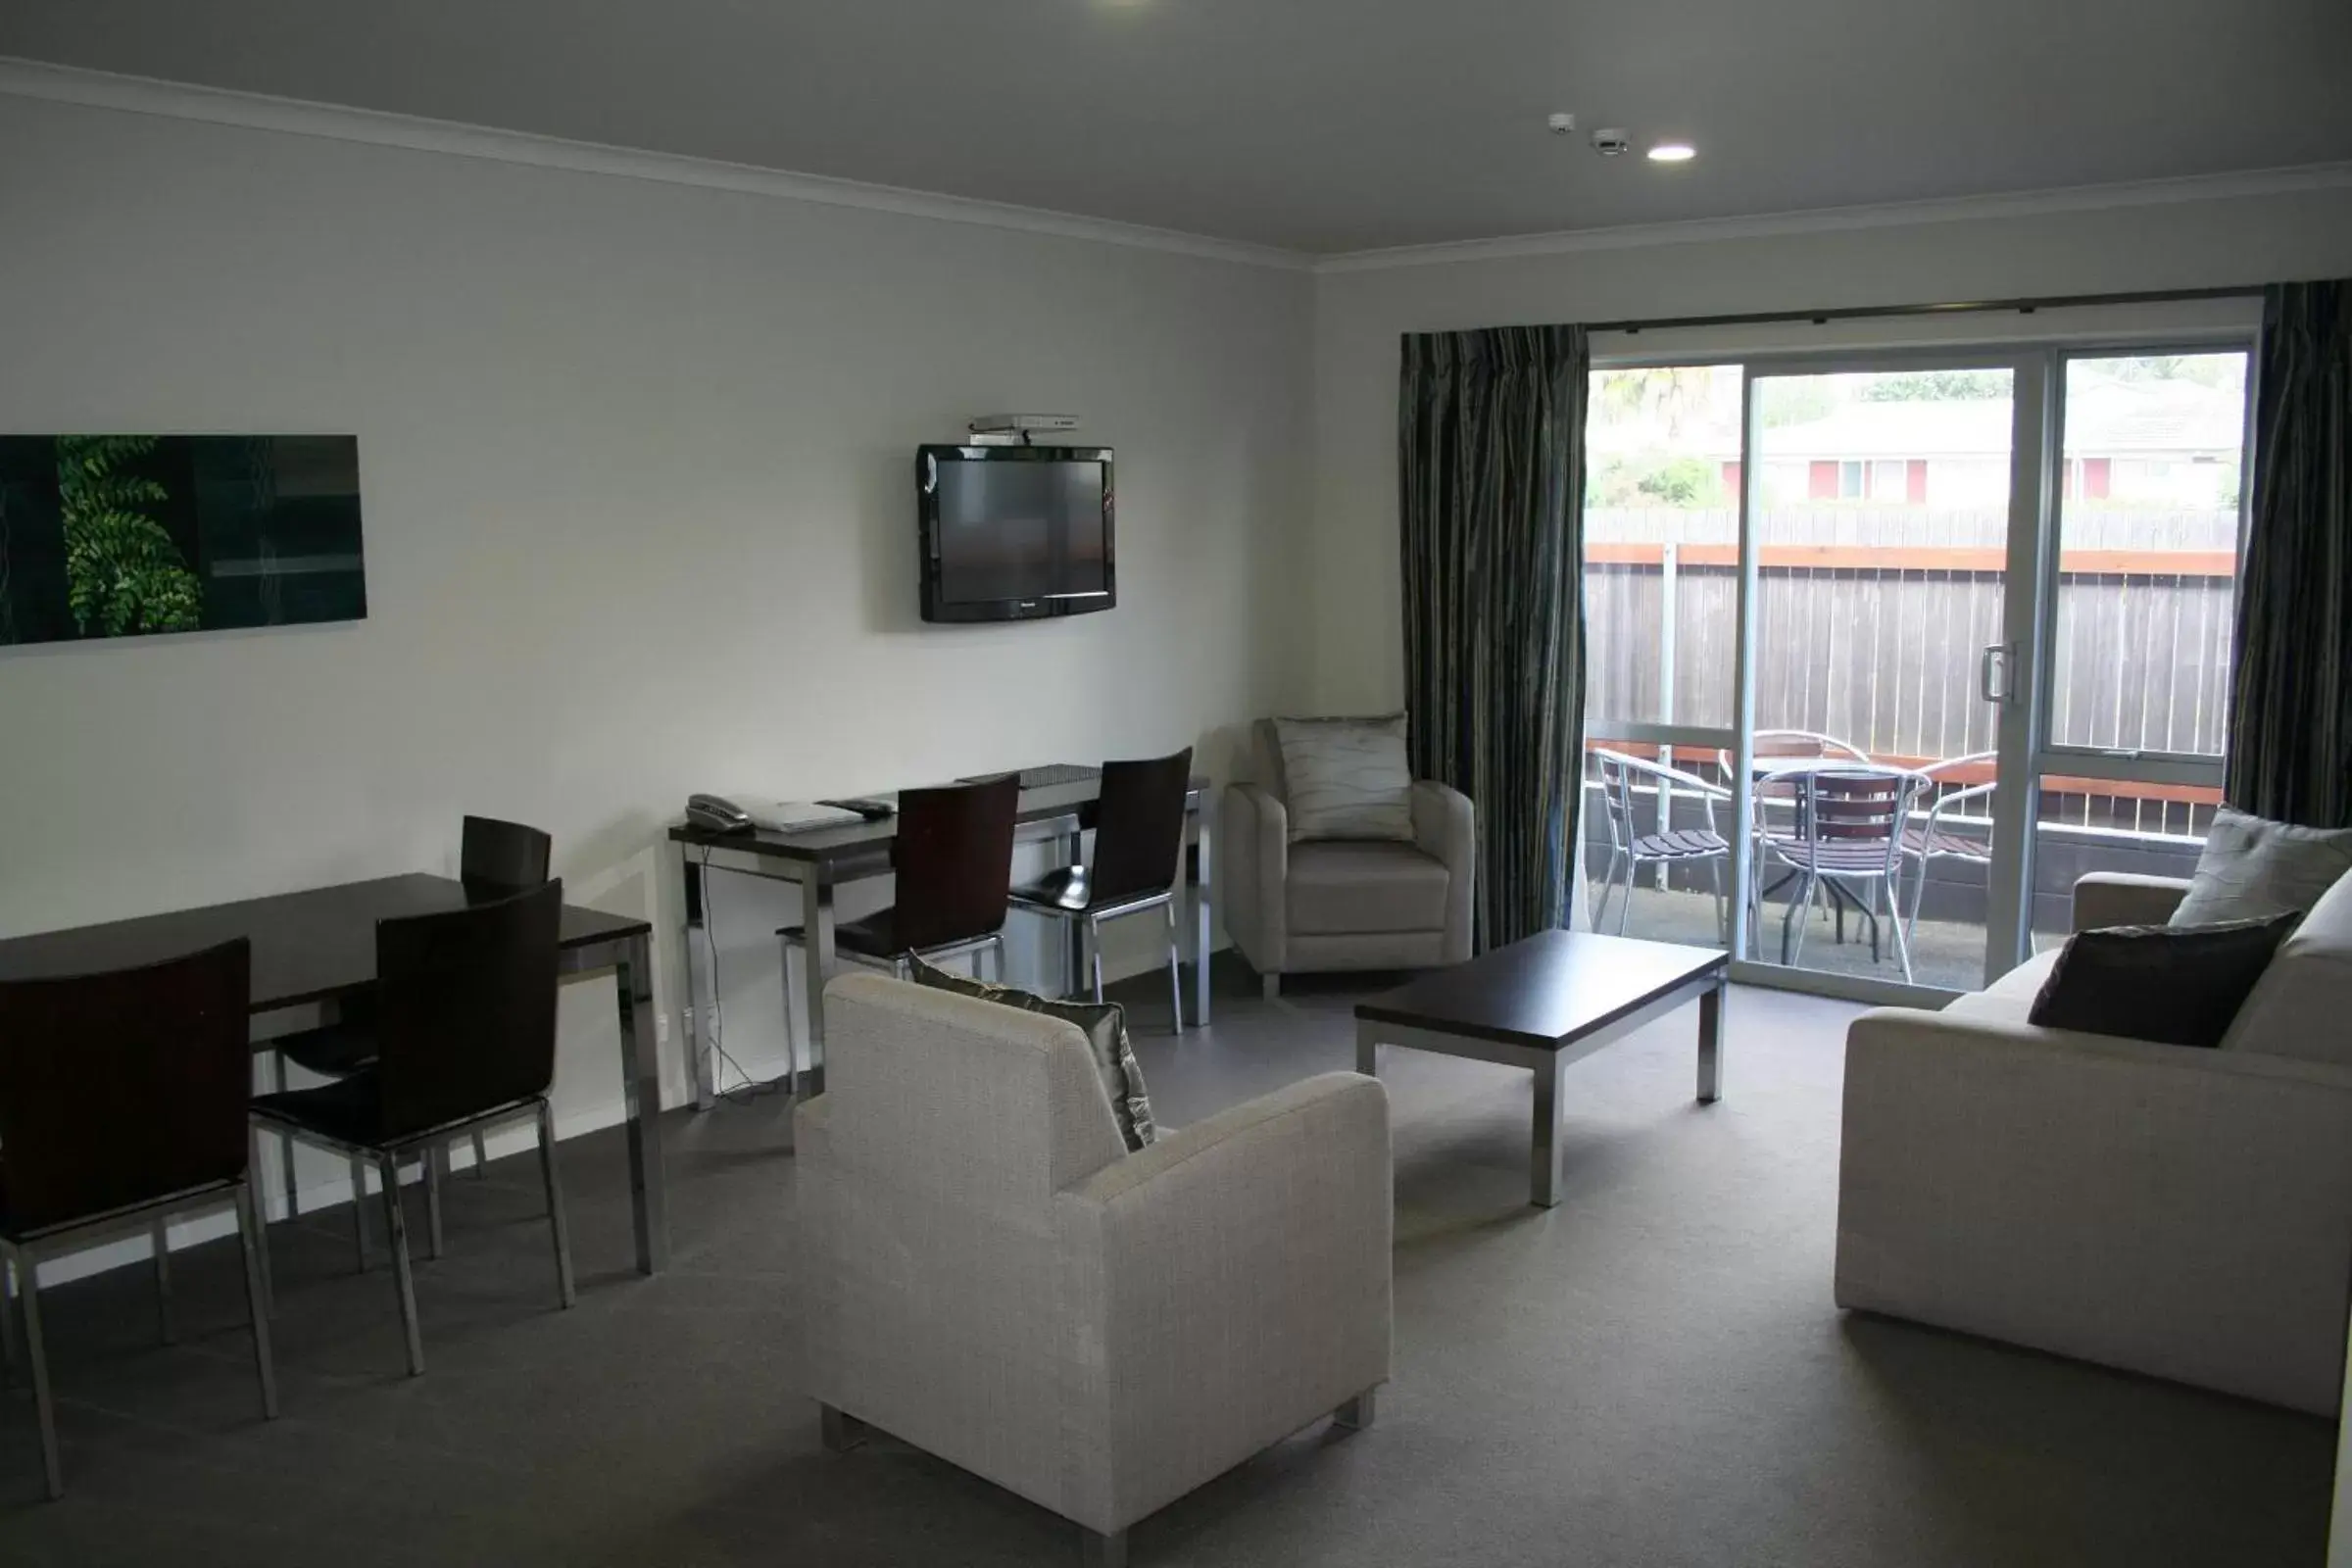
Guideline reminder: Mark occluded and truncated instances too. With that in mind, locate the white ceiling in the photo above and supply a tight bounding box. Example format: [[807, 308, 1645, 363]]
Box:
[[5, 0, 2349, 255]]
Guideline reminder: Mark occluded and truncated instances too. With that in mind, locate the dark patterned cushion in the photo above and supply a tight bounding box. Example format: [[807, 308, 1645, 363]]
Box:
[[906, 956, 1155, 1151], [2030, 915, 2299, 1049]]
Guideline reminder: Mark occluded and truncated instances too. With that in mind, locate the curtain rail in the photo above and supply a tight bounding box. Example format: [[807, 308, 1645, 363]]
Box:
[[1587, 285, 2264, 336]]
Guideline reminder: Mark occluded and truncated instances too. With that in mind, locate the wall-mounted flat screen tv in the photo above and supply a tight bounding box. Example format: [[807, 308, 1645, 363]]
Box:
[[916, 444, 1113, 623], [0, 434, 365, 647]]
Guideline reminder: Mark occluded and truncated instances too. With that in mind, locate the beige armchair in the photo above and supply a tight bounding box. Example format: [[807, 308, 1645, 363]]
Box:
[[797, 972, 1392, 1565], [1221, 718, 1476, 996]]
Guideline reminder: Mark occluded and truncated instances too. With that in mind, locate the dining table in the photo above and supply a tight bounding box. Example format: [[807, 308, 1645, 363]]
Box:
[[0, 873, 672, 1274]]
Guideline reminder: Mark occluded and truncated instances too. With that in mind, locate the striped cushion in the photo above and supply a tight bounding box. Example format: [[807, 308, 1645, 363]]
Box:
[[1274, 714, 1415, 843], [2172, 808, 2352, 927]]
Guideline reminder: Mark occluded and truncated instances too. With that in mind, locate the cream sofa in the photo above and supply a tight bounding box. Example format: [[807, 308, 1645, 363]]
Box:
[[1221, 718, 1476, 996], [1836, 866, 2352, 1412], [796, 972, 1393, 1565]]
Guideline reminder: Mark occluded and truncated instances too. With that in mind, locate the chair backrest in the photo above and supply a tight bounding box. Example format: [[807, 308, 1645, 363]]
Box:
[[1799, 769, 1921, 872], [461, 814, 552, 889], [891, 775, 1022, 952], [820, 972, 1128, 1202], [1592, 750, 1642, 853], [0, 939, 252, 1234], [1087, 748, 1195, 903], [374, 880, 564, 1138]]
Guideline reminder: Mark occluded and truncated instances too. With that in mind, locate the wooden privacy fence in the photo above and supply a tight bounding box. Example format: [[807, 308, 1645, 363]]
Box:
[[1584, 507, 2237, 837]]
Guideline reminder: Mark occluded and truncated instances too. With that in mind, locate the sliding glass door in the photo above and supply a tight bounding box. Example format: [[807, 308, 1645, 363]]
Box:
[[1584, 338, 2254, 1002], [2024, 350, 2249, 952]]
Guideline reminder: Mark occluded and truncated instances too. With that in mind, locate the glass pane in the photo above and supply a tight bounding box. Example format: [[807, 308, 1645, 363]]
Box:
[[1582, 366, 1743, 729], [1580, 741, 1734, 951], [2047, 353, 2247, 758], [2030, 778, 2219, 952], [1744, 368, 2017, 991]]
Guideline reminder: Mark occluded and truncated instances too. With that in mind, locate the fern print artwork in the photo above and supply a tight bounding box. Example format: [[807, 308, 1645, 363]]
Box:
[[0, 435, 364, 647]]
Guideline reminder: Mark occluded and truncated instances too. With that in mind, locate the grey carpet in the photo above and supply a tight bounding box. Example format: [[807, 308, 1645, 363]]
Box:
[[0, 962, 2332, 1566]]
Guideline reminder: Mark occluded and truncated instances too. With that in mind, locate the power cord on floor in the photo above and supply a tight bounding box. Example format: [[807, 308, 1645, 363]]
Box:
[[694, 853, 790, 1105]]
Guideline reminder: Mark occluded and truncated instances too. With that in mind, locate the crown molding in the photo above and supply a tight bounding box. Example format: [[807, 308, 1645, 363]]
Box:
[[1316, 162, 2352, 274], [0, 57, 1313, 272]]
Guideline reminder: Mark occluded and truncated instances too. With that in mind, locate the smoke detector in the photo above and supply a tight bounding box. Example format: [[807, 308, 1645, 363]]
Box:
[[1591, 127, 1632, 157]]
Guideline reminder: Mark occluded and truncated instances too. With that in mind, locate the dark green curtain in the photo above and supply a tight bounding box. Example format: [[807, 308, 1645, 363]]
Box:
[[1399, 325, 1590, 949], [2228, 279, 2352, 827]]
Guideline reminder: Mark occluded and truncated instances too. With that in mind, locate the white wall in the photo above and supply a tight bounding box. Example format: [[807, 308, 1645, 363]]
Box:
[[1310, 186, 2352, 711], [0, 91, 1314, 1218]]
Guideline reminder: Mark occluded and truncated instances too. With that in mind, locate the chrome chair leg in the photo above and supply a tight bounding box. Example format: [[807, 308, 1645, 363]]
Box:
[[1886, 871, 1917, 984], [235, 1182, 280, 1421], [1088, 917, 1106, 1004], [18, 1250, 62, 1499], [350, 1156, 371, 1271], [272, 1051, 301, 1220], [469, 1130, 490, 1181], [536, 1100, 576, 1309], [422, 1145, 447, 1261], [246, 1124, 276, 1316], [151, 1218, 177, 1346], [1784, 871, 1815, 965], [1163, 901, 1184, 1034], [378, 1152, 424, 1377], [779, 932, 802, 1099], [1903, 855, 1929, 956], [1616, 855, 1636, 935]]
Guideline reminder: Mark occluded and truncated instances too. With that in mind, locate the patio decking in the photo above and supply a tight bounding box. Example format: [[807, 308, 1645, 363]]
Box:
[[1591, 880, 1997, 992]]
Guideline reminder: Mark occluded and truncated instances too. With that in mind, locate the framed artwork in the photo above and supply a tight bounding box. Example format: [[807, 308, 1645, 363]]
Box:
[[0, 434, 365, 646]]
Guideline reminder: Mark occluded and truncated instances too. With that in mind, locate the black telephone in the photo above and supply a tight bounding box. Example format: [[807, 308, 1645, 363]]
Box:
[[685, 794, 755, 833]]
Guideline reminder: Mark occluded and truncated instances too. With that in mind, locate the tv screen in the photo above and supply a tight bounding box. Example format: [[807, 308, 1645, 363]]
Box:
[[917, 445, 1114, 622]]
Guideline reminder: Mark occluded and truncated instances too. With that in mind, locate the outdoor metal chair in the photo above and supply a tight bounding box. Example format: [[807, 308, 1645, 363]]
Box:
[[1590, 749, 1733, 942]]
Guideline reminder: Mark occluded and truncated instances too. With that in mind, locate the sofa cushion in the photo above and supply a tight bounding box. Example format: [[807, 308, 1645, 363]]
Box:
[[906, 956, 1155, 1150], [2220, 867, 2352, 1066], [1288, 840, 1449, 935], [2171, 808, 2352, 926], [2029, 916, 2298, 1049], [1273, 714, 1415, 843]]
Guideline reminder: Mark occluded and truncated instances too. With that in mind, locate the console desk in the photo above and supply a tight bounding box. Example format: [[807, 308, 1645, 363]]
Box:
[[667, 772, 1214, 1104]]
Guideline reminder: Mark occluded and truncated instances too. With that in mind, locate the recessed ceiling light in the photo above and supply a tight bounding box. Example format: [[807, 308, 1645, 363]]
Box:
[[1647, 143, 1696, 163]]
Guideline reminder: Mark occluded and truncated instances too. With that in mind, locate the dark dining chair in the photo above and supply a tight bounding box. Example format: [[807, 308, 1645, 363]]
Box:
[[0, 938, 277, 1498], [777, 775, 1021, 1092], [1009, 749, 1194, 1029], [250, 880, 573, 1378], [266, 815, 553, 1251]]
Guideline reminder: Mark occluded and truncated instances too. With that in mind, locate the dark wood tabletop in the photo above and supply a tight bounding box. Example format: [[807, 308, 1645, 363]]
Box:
[[1355, 930, 1728, 1053], [0, 873, 651, 1011], [665, 773, 1210, 873]]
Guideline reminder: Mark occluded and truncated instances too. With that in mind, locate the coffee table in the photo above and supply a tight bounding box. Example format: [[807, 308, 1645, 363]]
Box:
[[1353, 931, 1729, 1208]]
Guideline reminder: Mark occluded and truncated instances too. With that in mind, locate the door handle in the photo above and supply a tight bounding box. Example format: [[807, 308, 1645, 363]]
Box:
[[1979, 643, 2013, 705]]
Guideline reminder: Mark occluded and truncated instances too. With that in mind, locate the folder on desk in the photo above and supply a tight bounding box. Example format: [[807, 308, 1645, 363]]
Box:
[[741, 800, 864, 833]]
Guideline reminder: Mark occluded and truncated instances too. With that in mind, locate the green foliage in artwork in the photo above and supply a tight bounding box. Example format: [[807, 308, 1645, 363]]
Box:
[[57, 434, 201, 636]]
